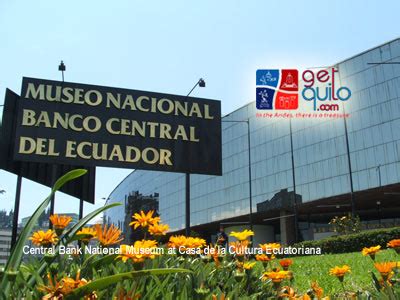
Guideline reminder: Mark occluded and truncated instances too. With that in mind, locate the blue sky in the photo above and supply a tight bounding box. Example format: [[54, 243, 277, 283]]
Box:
[[0, 0, 399, 222]]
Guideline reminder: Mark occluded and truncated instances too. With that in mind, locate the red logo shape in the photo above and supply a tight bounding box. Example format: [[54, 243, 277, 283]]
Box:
[[279, 69, 298, 92], [275, 92, 298, 110]]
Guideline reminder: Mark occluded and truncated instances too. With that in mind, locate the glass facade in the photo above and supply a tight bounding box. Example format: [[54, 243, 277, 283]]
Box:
[[105, 39, 400, 232]]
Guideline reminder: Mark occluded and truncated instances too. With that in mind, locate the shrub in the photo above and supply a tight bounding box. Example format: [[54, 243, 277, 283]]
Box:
[[329, 214, 361, 235], [293, 227, 400, 254]]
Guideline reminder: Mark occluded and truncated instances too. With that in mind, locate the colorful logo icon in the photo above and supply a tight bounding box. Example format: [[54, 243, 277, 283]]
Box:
[[256, 69, 299, 110]]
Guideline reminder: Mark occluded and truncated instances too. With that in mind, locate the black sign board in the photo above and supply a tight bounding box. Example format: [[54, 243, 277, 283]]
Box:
[[1, 89, 96, 203], [13, 77, 222, 175]]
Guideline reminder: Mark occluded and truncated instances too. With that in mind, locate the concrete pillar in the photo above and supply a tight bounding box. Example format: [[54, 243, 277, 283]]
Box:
[[280, 210, 296, 245]]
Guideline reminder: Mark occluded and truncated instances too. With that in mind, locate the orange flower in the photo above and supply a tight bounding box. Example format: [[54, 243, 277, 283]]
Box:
[[148, 223, 169, 236], [49, 214, 72, 230], [129, 210, 160, 229], [279, 286, 298, 299], [38, 273, 63, 297], [168, 235, 206, 250], [374, 262, 396, 281], [61, 270, 90, 293], [95, 224, 123, 246], [255, 254, 275, 262], [311, 281, 324, 298], [212, 248, 224, 267], [387, 239, 400, 248], [229, 240, 249, 256], [329, 265, 350, 281], [279, 259, 293, 270], [76, 227, 96, 243], [262, 269, 289, 283], [38, 271, 95, 299], [212, 293, 226, 300], [387, 239, 400, 253], [29, 230, 58, 247], [116, 288, 141, 300], [362, 245, 381, 259]]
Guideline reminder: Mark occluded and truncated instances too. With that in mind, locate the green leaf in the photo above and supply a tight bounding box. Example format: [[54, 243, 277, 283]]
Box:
[[4, 196, 50, 272], [67, 233, 94, 243], [371, 271, 381, 291], [25, 202, 122, 288], [65, 268, 191, 299], [1, 169, 87, 291], [52, 169, 87, 192], [87, 254, 119, 270]]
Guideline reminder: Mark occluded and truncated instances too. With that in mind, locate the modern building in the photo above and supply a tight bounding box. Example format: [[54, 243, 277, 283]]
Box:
[[0, 229, 11, 266], [105, 38, 400, 244]]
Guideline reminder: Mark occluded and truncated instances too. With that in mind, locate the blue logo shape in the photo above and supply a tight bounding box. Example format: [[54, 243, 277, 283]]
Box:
[[256, 88, 275, 110], [256, 69, 279, 87]]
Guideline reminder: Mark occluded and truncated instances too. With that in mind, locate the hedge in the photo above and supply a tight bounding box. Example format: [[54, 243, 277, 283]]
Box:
[[293, 227, 400, 254]]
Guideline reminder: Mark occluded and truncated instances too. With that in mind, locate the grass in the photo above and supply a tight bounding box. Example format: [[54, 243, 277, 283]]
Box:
[[290, 249, 399, 295]]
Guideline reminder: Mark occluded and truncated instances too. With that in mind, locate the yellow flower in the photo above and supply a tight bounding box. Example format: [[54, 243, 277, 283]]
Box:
[[262, 269, 289, 283], [137, 239, 158, 248], [168, 235, 205, 250], [76, 227, 96, 243], [148, 223, 169, 236], [49, 214, 72, 230], [279, 259, 293, 270], [117, 240, 158, 263], [95, 224, 123, 246], [374, 262, 396, 281], [259, 243, 281, 254], [118, 244, 143, 263], [329, 265, 350, 281], [186, 237, 206, 248], [229, 230, 254, 241], [362, 245, 381, 259], [129, 210, 160, 229], [168, 235, 187, 249], [243, 262, 256, 270], [29, 230, 58, 246]]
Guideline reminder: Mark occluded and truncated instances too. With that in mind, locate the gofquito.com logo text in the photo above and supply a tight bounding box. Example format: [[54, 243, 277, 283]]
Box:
[[256, 68, 351, 112]]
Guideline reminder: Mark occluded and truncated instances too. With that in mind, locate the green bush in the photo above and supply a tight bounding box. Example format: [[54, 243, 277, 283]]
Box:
[[293, 227, 400, 254]]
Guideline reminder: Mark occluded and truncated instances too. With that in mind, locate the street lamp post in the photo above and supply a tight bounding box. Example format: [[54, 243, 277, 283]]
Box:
[[185, 79, 205, 236], [376, 165, 382, 187], [49, 61, 67, 228], [289, 118, 299, 243]]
